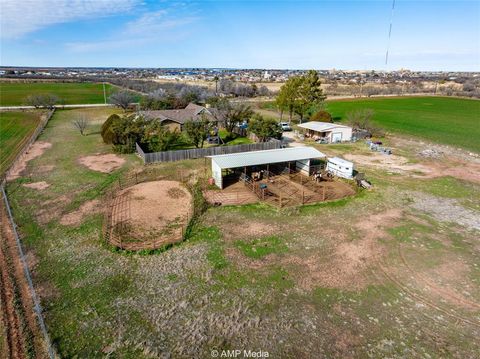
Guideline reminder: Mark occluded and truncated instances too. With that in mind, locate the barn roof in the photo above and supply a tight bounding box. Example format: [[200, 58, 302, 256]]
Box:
[[298, 121, 351, 132], [208, 147, 326, 169]]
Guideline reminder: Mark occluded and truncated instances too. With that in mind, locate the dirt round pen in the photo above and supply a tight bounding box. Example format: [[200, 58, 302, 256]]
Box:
[[103, 171, 195, 251]]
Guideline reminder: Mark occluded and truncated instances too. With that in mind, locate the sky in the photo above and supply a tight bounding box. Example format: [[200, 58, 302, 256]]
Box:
[[0, 0, 479, 71]]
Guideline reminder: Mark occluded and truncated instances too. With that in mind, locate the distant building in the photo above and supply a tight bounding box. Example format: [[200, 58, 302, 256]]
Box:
[[140, 103, 219, 132], [298, 122, 353, 143]]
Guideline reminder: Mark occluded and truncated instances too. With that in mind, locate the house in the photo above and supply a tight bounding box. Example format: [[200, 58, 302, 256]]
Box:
[[298, 121, 352, 143], [140, 103, 219, 132], [326, 157, 354, 179], [208, 147, 326, 189]]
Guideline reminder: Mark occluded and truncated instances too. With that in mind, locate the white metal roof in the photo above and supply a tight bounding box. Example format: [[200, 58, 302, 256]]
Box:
[[328, 157, 353, 167], [208, 147, 326, 169], [298, 121, 350, 132]]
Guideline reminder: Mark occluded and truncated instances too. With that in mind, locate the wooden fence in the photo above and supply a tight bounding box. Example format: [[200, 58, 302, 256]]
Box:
[[136, 139, 282, 164]]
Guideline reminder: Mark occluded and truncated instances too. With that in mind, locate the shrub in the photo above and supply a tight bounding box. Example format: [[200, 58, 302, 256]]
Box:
[[310, 110, 332, 122], [101, 114, 120, 144]]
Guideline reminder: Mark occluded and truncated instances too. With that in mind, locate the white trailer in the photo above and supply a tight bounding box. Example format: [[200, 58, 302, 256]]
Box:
[[326, 157, 354, 179]]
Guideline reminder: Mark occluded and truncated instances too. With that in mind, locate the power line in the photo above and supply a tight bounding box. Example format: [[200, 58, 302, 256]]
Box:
[[385, 0, 396, 66]]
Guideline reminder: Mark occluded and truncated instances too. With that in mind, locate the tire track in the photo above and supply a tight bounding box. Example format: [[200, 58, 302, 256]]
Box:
[[397, 244, 480, 310], [373, 258, 480, 328]]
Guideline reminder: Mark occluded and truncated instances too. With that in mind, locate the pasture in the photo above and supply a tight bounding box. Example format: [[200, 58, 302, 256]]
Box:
[[4, 107, 480, 357], [0, 110, 43, 174], [259, 96, 480, 153], [0, 81, 117, 106], [326, 96, 480, 153]]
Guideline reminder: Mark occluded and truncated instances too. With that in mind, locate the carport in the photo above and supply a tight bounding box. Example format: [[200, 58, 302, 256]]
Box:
[[208, 147, 326, 189]]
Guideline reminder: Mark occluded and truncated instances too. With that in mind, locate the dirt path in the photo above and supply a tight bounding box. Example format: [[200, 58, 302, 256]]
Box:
[[0, 202, 47, 358]]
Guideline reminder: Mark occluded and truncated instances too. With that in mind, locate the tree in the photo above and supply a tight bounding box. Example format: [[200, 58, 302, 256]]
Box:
[[294, 70, 326, 123], [142, 121, 180, 152], [276, 76, 302, 121], [346, 109, 384, 137], [183, 115, 212, 148], [310, 110, 332, 123], [276, 70, 326, 123], [213, 99, 253, 135], [24, 94, 59, 109], [109, 90, 136, 111], [101, 114, 121, 144], [249, 114, 282, 142], [213, 76, 219, 95], [72, 115, 89, 136]]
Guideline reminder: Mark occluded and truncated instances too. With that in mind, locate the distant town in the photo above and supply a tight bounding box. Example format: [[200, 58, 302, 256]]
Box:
[[1, 66, 478, 83]]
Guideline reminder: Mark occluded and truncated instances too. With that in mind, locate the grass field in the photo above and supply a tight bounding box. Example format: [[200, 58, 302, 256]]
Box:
[[326, 97, 480, 153], [0, 111, 43, 174], [259, 96, 480, 153], [4, 107, 479, 357], [0, 82, 117, 106]]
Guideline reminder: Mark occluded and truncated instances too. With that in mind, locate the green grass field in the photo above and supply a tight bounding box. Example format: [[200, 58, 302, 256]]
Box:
[[0, 82, 117, 106], [260, 96, 480, 152], [0, 111, 43, 174], [326, 97, 480, 152]]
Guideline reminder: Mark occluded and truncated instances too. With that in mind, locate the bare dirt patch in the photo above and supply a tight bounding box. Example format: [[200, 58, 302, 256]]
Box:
[[287, 209, 402, 291], [109, 181, 192, 249], [220, 221, 278, 242], [7, 141, 52, 180], [22, 181, 50, 190], [60, 199, 100, 226], [345, 151, 480, 184], [36, 194, 70, 225], [78, 153, 125, 173], [344, 153, 432, 175]]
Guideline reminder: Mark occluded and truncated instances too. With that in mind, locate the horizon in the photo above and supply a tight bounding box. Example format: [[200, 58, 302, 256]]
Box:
[[1, 65, 479, 73], [1, 0, 479, 71]]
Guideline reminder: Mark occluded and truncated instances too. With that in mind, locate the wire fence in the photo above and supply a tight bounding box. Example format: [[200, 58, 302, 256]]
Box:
[[0, 109, 55, 186], [136, 139, 283, 164], [1, 186, 56, 359]]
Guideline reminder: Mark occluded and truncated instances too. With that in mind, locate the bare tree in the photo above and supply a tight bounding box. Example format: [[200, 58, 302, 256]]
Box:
[[72, 115, 89, 136], [108, 90, 136, 111], [24, 94, 60, 109]]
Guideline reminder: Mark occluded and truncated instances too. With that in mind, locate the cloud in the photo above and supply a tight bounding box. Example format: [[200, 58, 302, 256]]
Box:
[[66, 8, 198, 52], [0, 0, 139, 39]]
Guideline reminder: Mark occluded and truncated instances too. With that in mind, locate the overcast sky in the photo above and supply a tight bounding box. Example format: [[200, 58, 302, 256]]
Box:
[[1, 0, 479, 71]]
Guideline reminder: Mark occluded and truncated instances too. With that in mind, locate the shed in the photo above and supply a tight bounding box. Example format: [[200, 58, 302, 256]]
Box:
[[298, 121, 352, 143], [208, 147, 326, 189], [326, 157, 354, 179]]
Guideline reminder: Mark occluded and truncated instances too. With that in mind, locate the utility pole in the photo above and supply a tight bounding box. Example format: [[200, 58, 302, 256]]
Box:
[[103, 82, 107, 104]]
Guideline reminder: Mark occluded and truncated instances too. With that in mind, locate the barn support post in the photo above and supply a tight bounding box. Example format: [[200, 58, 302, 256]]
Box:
[[323, 184, 326, 201]]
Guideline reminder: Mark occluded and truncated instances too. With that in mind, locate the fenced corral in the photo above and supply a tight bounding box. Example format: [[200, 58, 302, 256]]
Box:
[[102, 168, 200, 251], [136, 139, 282, 164], [205, 164, 357, 208], [0, 109, 55, 186]]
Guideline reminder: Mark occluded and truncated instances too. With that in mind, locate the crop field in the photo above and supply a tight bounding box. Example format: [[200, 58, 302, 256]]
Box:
[[0, 110, 44, 174], [259, 96, 480, 153], [3, 107, 480, 357], [0, 81, 117, 106]]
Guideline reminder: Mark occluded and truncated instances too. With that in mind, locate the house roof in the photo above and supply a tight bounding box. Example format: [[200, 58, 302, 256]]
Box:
[[208, 147, 326, 169], [298, 121, 351, 132], [140, 103, 215, 125]]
